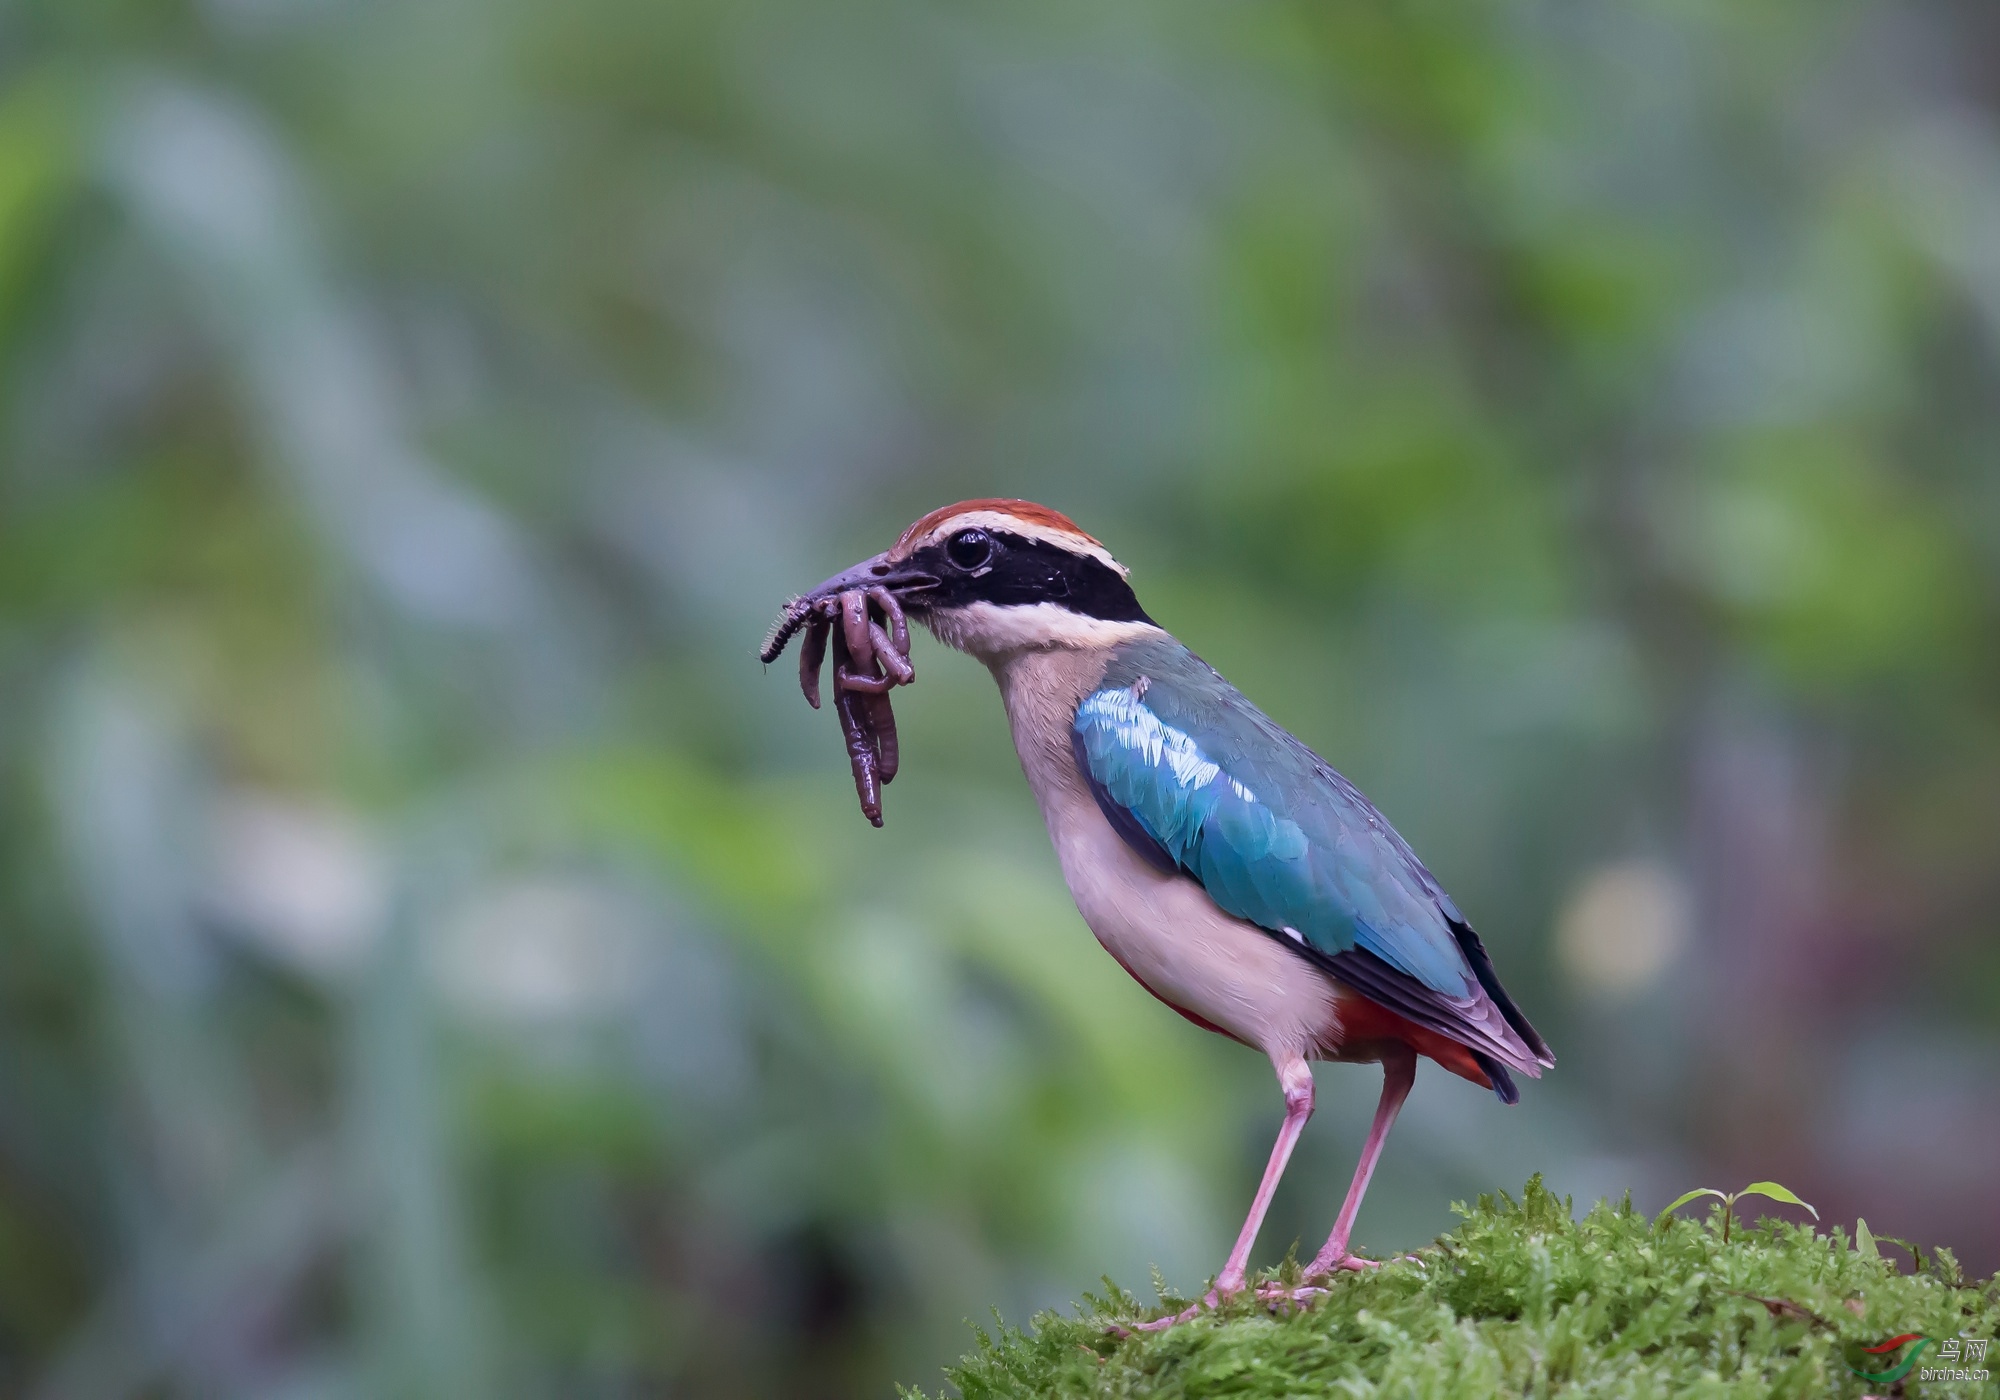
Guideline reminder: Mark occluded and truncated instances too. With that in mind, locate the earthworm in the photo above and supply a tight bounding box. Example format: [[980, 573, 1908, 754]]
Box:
[[830, 627, 883, 825], [798, 611, 829, 709], [867, 586, 910, 658], [841, 590, 874, 675], [867, 691, 899, 783], [869, 623, 912, 684], [834, 665, 893, 695], [765, 584, 917, 824]]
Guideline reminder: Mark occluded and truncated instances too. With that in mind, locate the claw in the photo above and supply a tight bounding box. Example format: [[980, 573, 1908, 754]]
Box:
[[1112, 1273, 1338, 1337], [1303, 1254, 1392, 1281], [1120, 1288, 1228, 1334], [1253, 1281, 1329, 1313]]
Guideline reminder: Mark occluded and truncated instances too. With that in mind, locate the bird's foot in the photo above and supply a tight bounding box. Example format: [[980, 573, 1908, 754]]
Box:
[[1252, 1280, 1330, 1313], [1111, 1269, 1360, 1334], [1252, 1253, 1391, 1313], [1303, 1250, 1421, 1280], [1117, 1298, 1208, 1334], [1109, 1280, 1240, 1335]]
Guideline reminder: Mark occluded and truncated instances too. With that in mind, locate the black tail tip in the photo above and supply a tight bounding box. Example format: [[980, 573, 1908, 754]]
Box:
[[1474, 1053, 1520, 1105]]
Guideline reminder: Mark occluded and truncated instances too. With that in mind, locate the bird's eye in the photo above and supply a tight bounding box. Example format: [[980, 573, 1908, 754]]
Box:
[[946, 528, 995, 571]]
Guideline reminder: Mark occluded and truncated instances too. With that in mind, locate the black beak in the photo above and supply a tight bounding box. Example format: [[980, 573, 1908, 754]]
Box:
[[759, 551, 939, 664], [801, 551, 940, 605]]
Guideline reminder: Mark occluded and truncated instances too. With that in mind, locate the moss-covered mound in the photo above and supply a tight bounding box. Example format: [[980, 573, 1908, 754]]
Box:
[[914, 1178, 1999, 1399]]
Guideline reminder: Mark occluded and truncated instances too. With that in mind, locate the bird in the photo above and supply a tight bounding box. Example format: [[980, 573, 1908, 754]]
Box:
[[791, 497, 1552, 1324]]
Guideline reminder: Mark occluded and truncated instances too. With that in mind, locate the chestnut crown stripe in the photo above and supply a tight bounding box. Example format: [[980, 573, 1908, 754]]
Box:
[[891, 499, 1126, 577], [895, 497, 1102, 548]]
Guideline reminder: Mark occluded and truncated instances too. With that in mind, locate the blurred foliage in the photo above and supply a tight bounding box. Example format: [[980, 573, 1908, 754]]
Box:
[[1, 0, 1998, 1396]]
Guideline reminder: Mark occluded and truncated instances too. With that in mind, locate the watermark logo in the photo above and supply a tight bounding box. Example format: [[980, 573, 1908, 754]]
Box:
[[1850, 1333, 1931, 1384], [1849, 1333, 1988, 1385], [1923, 1336, 1990, 1385]]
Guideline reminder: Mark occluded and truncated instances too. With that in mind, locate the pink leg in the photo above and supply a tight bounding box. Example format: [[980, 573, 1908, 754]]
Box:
[[1304, 1046, 1415, 1278], [1129, 1057, 1314, 1331]]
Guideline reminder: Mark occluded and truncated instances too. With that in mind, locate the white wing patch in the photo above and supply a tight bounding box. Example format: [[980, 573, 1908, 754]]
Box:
[[1078, 682, 1220, 792]]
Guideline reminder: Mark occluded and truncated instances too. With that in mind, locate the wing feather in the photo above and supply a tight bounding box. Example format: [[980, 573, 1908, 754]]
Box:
[[1072, 638, 1552, 1077]]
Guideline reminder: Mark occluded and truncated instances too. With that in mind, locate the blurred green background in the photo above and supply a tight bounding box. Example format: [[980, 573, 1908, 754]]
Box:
[[4, 0, 1999, 1395]]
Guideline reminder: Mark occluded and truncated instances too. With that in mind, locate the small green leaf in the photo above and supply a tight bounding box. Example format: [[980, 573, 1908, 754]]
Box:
[[1655, 1188, 1726, 1227], [1875, 1235, 1925, 1273], [1855, 1218, 1876, 1258], [1736, 1182, 1818, 1219]]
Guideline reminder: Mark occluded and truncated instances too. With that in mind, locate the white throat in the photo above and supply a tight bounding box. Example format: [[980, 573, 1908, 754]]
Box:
[[921, 602, 1161, 663], [973, 627, 1343, 1065]]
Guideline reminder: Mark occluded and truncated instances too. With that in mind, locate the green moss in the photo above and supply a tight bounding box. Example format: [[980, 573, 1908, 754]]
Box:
[[911, 1178, 2000, 1399]]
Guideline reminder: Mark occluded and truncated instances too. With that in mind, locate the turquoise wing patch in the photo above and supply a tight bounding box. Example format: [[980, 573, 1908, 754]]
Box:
[[1073, 676, 1475, 1001]]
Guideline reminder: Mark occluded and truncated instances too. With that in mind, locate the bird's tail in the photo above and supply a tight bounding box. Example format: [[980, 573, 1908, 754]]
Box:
[[1451, 921, 1555, 1071], [1472, 1053, 1520, 1105]]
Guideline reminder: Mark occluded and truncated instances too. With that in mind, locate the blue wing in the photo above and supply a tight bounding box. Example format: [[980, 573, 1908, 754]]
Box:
[[1071, 636, 1551, 1082]]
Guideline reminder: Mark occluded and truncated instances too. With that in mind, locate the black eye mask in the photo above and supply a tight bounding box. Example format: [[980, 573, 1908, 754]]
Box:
[[904, 530, 1153, 623]]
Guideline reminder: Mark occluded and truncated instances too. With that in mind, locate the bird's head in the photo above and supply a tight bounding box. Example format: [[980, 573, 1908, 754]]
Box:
[[792, 499, 1157, 661]]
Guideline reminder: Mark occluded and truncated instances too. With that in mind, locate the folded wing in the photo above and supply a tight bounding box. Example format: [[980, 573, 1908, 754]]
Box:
[[1071, 640, 1552, 1085]]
